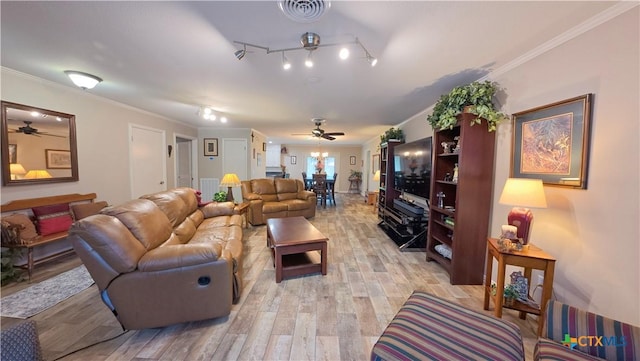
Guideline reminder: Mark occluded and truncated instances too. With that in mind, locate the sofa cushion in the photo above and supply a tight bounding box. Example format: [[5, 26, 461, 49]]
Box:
[[250, 179, 279, 202], [282, 199, 312, 212], [201, 202, 235, 218], [535, 338, 602, 361], [173, 217, 197, 244], [32, 203, 73, 236], [140, 191, 188, 228], [275, 178, 299, 201], [170, 187, 199, 213], [101, 199, 173, 250], [371, 291, 524, 361], [262, 202, 288, 214], [2, 213, 38, 243]]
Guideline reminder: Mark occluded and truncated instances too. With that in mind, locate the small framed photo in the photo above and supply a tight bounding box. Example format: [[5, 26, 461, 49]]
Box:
[[511, 94, 593, 188], [262, 142, 267, 152], [372, 154, 380, 173], [257, 153, 262, 167], [350, 156, 356, 165], [204, 138, 218, 156], [291, 156, 297, 165], [45, 149, 71, 169]]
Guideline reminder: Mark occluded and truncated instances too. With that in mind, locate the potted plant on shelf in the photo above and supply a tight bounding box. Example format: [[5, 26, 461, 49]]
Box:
[[426, 80, 508, 132], [380, 127, 404, 144], [503, 284, 519, 306], [213, 191, 227, 202]]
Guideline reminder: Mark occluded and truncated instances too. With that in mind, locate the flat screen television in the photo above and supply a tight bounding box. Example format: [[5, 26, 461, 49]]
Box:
[[393, 137, 432, 200]]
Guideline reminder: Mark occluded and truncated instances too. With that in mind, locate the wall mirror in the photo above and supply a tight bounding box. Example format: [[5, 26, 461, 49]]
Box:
[[1, 101, 78, 186]]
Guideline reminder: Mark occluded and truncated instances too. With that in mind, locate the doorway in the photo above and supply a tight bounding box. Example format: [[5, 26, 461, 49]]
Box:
[[175, 135, 196, 188], [130, 124, 166, 198]]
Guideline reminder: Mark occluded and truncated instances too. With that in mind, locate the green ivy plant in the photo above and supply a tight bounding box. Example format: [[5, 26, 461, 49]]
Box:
[[213, 191, 227, 202], [427, 81, 508, 132], [349, 169, 363, 180], [1, 248, 24, 286], [380, 127, 404, 144]]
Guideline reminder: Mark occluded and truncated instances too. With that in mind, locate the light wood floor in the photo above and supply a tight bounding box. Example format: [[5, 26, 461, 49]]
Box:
[[1, 194, 539, 360]]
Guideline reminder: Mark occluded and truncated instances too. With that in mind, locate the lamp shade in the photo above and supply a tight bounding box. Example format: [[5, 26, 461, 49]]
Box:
[[373, 170, 380, 181], [499, 178, 547, 208], [220, 173, 241, 187], [24, 170, 52, 179], [9, 163, 26, 175]]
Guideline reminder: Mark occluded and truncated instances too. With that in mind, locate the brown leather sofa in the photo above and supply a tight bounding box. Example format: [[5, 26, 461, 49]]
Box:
[[241, 178, 316, 226], [68, 187, 243, 330]]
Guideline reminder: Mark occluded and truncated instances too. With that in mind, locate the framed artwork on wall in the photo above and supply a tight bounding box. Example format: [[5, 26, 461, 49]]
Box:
[[372, 154, 380, 174], [45, 149, 71, 169], [204, 138, 218, 156], [350, 156, 356, 165], [8, 144, 16, 163], [511, 93, 593, 188], [262, 142, 266, 151], [291, 156, 297, 165]]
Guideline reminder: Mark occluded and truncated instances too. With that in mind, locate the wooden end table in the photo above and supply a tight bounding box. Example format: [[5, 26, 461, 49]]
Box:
[[483, 237, 556, 336], [266, 217, 328, 283], [234, 202, 250, 228]]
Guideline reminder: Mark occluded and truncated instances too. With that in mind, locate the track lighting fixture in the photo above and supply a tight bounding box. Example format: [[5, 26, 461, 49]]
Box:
[[233, 32, 377, 69], [199, 106, 230, 123], [282, 52, 291, 70], [234, 44, 247, 60]]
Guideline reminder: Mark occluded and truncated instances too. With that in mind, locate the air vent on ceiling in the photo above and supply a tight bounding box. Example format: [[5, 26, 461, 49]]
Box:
[[278, 0, 331, 23]]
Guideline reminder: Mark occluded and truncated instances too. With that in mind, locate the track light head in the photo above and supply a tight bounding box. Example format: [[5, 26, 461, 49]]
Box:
[[234, 45, 247, 60], [367, 54, 378, 67]]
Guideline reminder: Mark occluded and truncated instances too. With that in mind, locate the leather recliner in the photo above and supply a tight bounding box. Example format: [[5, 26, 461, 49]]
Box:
[[68, 188, 243, 330], [241, 178, 316, 226]]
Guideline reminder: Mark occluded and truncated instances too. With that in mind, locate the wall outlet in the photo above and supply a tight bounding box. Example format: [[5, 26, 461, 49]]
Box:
[[537, 274, 544, 286]]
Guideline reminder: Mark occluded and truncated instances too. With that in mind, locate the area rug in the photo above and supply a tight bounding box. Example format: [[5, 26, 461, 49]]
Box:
[[1, 265, 94, 319]]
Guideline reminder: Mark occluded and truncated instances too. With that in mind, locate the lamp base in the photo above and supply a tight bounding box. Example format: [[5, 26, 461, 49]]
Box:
[[225, 187, 234, 203], [508, 207, 534, 245]]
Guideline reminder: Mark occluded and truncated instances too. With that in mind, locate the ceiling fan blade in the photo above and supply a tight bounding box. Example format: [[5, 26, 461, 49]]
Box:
[[321, 134, 336, 141], [40, 132, 67, 138], [324, 132, 345, 136]]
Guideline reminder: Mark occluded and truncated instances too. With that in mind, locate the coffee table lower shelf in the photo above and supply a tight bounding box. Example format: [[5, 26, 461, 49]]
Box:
[[278, 251, 323, 281]]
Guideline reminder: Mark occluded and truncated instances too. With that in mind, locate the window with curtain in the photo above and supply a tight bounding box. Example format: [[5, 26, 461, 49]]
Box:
[[306, 157, 335, 179]]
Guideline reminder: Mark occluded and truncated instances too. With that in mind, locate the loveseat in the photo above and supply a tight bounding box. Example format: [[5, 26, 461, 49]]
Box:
[[241, 178, 316, 226], [68, 187, 243, 330]]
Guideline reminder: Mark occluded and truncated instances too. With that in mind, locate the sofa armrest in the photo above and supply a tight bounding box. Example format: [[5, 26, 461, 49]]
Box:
[[298, 190, 316, 200], [138, 243, 223, 272], [200, 202, 235, 218], [543, 300, 639, 361]]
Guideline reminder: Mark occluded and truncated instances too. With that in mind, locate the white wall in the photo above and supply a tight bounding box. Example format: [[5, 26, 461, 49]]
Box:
[[1, 69, 198, 205], [394, 7, 639, 325]]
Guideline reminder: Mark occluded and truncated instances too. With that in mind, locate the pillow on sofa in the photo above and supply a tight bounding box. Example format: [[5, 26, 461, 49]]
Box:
[[1, 214, 38, 243], [70, 201, 108, 221], [32, 203, 73, 236]]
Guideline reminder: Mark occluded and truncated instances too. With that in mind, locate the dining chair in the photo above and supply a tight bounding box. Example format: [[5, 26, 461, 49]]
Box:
[[302, 172, 309, 190], [312, 173, 328, 208], [328, 173, 337, 205]]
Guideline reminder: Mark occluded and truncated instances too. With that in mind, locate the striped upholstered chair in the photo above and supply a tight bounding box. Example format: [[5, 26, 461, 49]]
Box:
[[535, 300, 640, 361], [371, 291, 525, 360]]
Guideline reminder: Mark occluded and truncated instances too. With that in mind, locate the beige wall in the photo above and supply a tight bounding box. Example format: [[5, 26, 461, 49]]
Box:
[[1, 68, 197, 205], [396, 8, 639, 325]]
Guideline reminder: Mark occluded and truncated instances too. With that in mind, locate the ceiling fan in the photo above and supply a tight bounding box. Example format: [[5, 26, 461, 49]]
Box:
[[292, 118, 345, 141], [9, 121, 66, 138]]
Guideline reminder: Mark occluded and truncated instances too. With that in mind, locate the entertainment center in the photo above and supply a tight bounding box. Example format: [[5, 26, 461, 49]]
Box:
[[377, 138, 431, 251]]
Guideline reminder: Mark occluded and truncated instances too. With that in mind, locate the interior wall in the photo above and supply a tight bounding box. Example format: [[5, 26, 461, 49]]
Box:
[[197, 127, 252, 182], [0, 68, 197, 205], [396, 7, 639, 325]]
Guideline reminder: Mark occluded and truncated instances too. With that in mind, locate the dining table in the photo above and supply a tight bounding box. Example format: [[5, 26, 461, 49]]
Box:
[[304, 175, 337, 205]]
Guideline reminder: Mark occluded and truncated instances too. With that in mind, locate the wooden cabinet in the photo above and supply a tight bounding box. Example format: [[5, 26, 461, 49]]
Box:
[[426, 113, 496, 285], [377, 140, 403, 217]]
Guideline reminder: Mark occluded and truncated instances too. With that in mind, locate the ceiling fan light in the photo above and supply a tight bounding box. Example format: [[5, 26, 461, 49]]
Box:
[[282, 52, 291, 70], [305, 52, 314, 68], [220, 117, 228, 123], [64, 70, 102, 89], [339, 47, 349, 60]]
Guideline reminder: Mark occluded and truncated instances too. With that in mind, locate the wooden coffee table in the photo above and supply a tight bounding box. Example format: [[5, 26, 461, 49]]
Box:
[[266, 217, 328, 283]]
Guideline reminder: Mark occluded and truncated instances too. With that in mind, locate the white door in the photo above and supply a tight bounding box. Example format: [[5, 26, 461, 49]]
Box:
[[176, 138, 192, 188], [222, 138, 248, 201], [130, 124, 166, 198]]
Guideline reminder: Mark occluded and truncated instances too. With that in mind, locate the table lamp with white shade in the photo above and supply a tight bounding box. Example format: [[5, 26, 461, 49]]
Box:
[[498, 178, 547, 245], [220, 173, 241, 202]]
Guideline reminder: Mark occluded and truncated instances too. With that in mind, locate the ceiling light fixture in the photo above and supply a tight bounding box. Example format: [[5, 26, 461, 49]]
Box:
[[233, 32, 377, 69], [64, 70, 103, 89], [282, 52, 291, 70]]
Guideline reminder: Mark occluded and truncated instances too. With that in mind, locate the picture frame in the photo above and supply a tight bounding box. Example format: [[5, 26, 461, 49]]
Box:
[[257, 153, 262, 167], [203, 138, 218, 156], [350, 156, 356, 165], [290, 155, 297, 165], [372, 154, 380, 174], [511, 94, 593, 188], [262, 142, 266, 152], [45, 149, 71, 169], [8, 144, 16, 164]]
